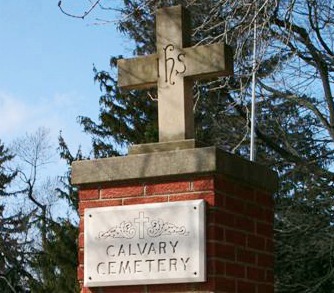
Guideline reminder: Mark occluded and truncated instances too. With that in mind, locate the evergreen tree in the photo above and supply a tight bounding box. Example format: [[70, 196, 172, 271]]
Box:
[[28, 219, 79, 292], [0, 140, 31, 292], [0, 140, 15, 194]]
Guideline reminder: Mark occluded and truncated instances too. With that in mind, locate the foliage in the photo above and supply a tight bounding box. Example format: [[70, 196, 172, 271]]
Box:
[[0, 142, 16, 194], [28, 218, 79, 292], [0, 140, 30, 292], [57, 132, 86, 211]]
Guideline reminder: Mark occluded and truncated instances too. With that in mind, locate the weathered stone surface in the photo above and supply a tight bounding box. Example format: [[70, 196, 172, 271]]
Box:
[[71, 146, 278, 192], [118, 54, 158, 90], [128, 139, 205, 155], [184, 43, 233, 79]]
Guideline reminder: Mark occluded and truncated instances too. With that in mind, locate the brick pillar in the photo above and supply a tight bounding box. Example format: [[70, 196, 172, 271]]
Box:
[[72, 146, 277, 293]]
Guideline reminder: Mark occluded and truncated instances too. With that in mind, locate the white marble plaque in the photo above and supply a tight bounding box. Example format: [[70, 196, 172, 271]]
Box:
[[84, 200, 206, 287]]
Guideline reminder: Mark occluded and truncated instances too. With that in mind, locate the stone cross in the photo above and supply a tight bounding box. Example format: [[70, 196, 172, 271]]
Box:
[[118, 5, 233, 143]]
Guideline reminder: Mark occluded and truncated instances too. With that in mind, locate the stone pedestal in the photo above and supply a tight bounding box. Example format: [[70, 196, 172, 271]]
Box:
[[72, 146, 277, 293]]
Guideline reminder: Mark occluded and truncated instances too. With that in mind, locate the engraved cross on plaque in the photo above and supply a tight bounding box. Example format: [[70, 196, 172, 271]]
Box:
[[134, 212, 149, 239], [118, 5, 233, 142]]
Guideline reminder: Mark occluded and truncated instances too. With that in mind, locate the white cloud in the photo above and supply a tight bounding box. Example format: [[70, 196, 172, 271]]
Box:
[[0, 92, 31, 138], [0, 91, 94, 157]]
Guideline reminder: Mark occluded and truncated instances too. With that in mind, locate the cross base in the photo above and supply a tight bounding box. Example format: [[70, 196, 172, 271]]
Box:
[[128, 139, 206, 155]]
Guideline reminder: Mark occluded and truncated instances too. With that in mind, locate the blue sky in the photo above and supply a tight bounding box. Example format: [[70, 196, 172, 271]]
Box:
[[0, 1, 131, 167]]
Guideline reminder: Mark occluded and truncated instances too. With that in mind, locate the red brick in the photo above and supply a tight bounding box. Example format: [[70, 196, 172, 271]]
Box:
[[81, 287, 93, 293], [78, 233, 84, 248], [207, 241, 236, 261], [213, 192, 225, 207], [237, 280, 256, 293], [225, 229, 246, 246], [192, 177, 214, 191], [258, 283, 274, 293], [79, 216, 84, 232], [263, 208, 273, 223], [207, 225, 224, 242], [79, 188, 99, 200], [214, 175, 236, 195], [255, 190, 273, 207], [235, 216, 255, 233], [237, 248, 256, 265], [79, 199, 122, 215], [168, 192, 202, 201], [214, 276, 236, 292], [256, 222, 273, 237], [123, 196, 168, 205], [101, 286, 146, 293], [101, 185, 143, 198], [266, 269, 274, 283], [208, 208, 235, 227], [235, 185, 255, 202], [257, 252, 273, 268], [206, 225, 216, 241], [244, 203, 264, 220], [247, 235, 265, 251], [247, 267, 265, 282], [266, 238, 274, 252], [225, 195, 245, 214], [196, 277, 216, 291], [207, 258, 225, 274], [78, 249, 84, 264], [77, 265, 84, 281], [145, 180, 190, 195], [226, 262, 245, 278], [168, 192, 215, 206], [148, 282, 194, 292]]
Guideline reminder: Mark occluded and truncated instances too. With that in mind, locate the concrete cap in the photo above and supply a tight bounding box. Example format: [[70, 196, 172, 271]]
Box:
[[71, 146, 278, 193]]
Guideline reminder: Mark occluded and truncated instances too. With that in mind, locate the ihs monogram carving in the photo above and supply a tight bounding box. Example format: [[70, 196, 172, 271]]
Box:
[[162, 44, 186, 85]]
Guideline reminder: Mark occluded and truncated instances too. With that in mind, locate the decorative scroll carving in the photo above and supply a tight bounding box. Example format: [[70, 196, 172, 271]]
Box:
[[147, 218, 189, 237], [98, 221, 136, 239], [97, 212, 189, 240]]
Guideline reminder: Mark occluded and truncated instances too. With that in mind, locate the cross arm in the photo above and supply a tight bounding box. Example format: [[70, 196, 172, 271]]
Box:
[[184, 43, 233, 80], [118, 54, 158, 90]]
